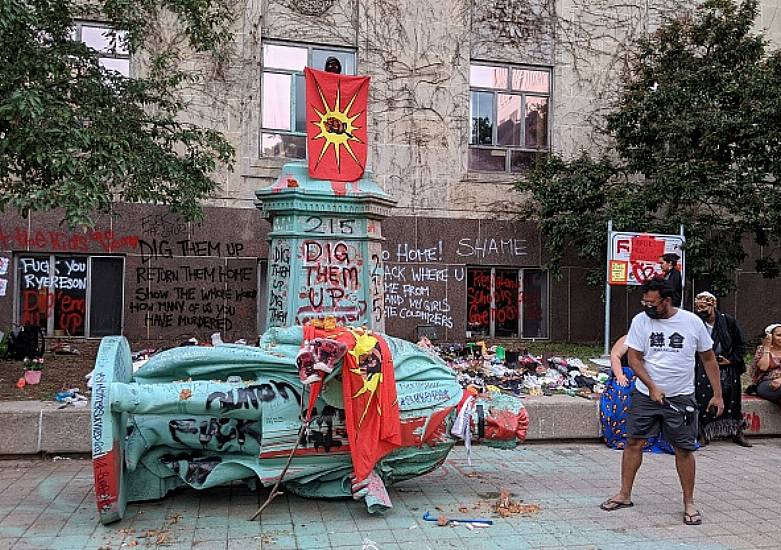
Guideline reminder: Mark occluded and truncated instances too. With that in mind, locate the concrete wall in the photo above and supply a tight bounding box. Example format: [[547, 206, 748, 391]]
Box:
[[4, 395, 778, 454]]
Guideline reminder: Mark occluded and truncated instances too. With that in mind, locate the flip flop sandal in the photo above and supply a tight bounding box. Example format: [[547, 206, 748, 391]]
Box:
[[600, 498, 634, 511], [684, 510, 702, 525]]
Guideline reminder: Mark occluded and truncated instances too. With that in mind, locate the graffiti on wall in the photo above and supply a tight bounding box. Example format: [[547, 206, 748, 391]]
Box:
[[456, 237, 528, 259], [466, 269, 491, 331], [380, 234, 531, 332], [130, 265, 256, 331], [130, 218, 257, 333], [494, 270, 520, 326], [137, 239, 245, 264], [19, 256, 88, 335], [296, 239, 365, 324], [0, 256, 8, 297], [383, 262, 459, 329], [0, 226, 139, 252]]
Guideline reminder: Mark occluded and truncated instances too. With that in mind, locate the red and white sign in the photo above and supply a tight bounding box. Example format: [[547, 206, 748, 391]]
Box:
[[608, 231, 684, 286]]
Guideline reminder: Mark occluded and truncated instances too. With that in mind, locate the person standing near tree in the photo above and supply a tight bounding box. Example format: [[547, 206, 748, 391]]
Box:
[[659, 253, 683, 307], [600, 276, 724, 526], [693, 291, 750, 447]]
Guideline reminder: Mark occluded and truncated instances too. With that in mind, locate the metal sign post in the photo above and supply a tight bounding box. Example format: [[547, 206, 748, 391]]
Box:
[[603, 223, 686, 357], [604, 220, 612, 357]]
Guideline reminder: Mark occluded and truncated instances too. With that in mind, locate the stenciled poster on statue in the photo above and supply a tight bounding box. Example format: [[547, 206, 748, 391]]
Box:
[[608, 231, 684, 286]]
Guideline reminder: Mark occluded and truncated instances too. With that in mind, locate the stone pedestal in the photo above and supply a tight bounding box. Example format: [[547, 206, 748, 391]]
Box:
[[256, 162, 396, 331]]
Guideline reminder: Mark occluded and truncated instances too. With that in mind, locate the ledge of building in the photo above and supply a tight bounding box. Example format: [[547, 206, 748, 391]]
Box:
[[0, 396, 778, 455]]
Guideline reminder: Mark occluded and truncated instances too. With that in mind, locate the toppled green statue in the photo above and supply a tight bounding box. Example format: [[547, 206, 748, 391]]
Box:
[[91, 325, 528, 524]]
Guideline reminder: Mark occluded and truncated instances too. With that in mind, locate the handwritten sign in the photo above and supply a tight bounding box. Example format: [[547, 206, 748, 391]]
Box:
[[609, 231, 684, 286], [629, 235, 665, 262], [609, 261, 628, 285]]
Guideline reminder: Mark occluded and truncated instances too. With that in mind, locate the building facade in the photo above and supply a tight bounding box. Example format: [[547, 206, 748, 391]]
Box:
[[2, 0, 781, 344]]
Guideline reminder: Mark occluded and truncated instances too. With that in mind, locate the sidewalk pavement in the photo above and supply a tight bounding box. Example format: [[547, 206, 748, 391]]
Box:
[[1, 440, 778, 550]]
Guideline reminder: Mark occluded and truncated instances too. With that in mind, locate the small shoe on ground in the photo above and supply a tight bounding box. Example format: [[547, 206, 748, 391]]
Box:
[[732, 433, 752, 447]]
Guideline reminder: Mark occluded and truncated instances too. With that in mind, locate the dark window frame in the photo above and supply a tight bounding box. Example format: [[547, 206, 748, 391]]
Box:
[[13, 254, 125, 338], [466, 266, 550, 339], [260, 41, 358, 159], [469, 61, 552, 174], [71, 20, 130, 77]]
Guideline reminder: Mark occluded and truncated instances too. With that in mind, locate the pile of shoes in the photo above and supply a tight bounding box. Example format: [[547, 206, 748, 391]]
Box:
[[425, 342, 607, 399]]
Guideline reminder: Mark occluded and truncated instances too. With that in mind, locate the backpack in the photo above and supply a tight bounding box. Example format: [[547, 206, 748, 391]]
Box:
[[6, 325, 46, 361]]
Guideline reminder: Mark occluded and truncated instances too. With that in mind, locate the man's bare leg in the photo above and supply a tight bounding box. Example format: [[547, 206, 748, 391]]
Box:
[[674, 447, 698, 520], [603, 438, 645, 508]]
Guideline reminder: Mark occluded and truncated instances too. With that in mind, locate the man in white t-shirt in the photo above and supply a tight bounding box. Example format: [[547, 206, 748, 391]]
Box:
[[600, 276, 724, 526]]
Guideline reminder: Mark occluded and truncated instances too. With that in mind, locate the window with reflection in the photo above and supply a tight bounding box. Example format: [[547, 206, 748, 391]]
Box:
[[469, 62, 551, 173], [72, 22, 130, 77], [261, 43, 356, 159]]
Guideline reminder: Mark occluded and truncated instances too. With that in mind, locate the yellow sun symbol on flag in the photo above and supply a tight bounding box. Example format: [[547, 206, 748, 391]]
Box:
[[311, 81, 364, 173]]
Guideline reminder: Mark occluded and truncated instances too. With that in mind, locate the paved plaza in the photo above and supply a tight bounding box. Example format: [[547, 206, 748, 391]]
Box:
[[0, 440, 779, 550]]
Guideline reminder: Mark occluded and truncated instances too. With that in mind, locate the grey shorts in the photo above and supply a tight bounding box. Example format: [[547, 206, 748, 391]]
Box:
[[627, 391, 698, 451]]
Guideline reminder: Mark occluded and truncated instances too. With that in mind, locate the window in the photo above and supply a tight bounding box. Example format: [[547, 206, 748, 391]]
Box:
[[71, 22, 130, 77], [469, 62, 551, 173], [16, 255, 124, 337], [466, 267, 549, 338], [261, 42, 356, 159]]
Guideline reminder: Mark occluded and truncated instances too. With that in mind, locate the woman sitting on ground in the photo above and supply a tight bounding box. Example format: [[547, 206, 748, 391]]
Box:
[[751, 323, 781, 404]]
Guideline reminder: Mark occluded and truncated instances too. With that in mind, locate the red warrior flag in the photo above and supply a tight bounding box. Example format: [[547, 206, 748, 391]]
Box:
[[301, 324, 401, 482], [304, 67, 369, 182]]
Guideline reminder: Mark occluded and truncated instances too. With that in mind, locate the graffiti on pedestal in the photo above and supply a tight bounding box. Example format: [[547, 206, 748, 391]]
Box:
[[296, 239, 365, 324], [369, 248, 384, 324], [268, 240, 291, 327]]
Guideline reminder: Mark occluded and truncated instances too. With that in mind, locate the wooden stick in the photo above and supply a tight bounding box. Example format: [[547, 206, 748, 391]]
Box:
[[249, 420, 307, 521], [251, 380, 314, 521]]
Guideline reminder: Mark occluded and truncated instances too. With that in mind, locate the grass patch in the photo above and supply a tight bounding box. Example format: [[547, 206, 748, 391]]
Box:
[[520, 341, 603, 361]]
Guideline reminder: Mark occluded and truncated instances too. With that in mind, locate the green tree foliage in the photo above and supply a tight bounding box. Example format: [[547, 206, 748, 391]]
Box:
[[518, 0, 781, 293], [0, 0, 235, 227]]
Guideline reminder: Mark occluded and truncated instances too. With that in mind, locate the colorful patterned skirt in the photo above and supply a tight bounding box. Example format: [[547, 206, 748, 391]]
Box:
[[600, 366, 674, 454]]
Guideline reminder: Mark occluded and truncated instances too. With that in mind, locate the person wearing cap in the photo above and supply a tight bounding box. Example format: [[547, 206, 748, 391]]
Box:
[[600, 275, 723, 526], [693, 291, 750, 447], [750, 323, 781, 404], [324, 56, 342, 74], [659, 253, 683, 307]]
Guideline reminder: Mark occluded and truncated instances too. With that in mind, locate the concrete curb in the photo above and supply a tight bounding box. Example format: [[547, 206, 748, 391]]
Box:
[[0, 396, 778, 455]]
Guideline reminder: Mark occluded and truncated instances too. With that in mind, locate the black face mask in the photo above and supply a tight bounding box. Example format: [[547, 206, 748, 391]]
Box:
[[643, 305, 663, 319], [696, 310, 710, 320]]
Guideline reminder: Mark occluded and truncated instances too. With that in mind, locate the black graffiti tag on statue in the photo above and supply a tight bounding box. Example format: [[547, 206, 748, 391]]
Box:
[[168, 418, 261, 449], [205, 380, 301, 411]]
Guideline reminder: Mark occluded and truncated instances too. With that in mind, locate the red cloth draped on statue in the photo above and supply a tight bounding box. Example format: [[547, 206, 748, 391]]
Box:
[[302, 325, 400, 481]]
